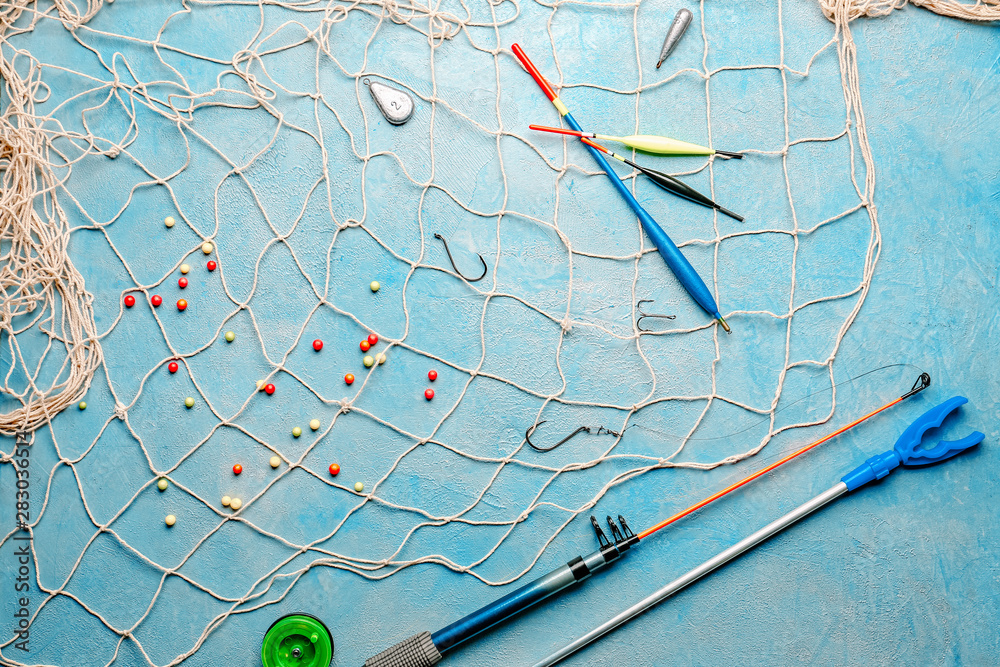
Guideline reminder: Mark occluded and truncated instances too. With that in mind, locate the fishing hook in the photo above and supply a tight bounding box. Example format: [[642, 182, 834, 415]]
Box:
[[636, 299, 676, 332], [525, 421, 623, 452], [434, 233, 488, 282]]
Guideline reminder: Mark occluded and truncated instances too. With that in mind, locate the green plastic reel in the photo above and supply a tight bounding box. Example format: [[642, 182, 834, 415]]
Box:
[[261, 613, 334, 667]]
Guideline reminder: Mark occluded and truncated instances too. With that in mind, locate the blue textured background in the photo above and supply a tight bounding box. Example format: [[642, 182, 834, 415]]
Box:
[[1, 1, 998, 666]]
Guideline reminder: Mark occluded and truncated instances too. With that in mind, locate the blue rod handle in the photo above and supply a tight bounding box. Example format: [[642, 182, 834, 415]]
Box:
[[561, 111, 724, 324]]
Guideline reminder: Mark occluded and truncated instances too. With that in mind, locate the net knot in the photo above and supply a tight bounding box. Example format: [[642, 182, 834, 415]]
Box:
[[560, 316, 573, 334], [113, 404, 127, 420]]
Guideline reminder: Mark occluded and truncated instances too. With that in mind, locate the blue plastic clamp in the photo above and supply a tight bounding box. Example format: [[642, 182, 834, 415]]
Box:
[[841, 396, 984, 492]]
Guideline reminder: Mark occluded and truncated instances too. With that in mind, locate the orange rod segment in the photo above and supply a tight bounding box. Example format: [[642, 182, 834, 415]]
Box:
[[636, 395, 904, 540]]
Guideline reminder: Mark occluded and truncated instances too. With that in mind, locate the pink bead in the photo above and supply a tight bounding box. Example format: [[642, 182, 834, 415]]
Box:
[[368, 334, 379, 346], [178, 277, 188, 289], [168, 362, 179, 374], [424, 388, 434, 401], [207, 260, 217, 271], [313, 339, 323, 352], [428, 370, 438, 382], [151, 295, 162, 307], [124, 295, 135, 308]]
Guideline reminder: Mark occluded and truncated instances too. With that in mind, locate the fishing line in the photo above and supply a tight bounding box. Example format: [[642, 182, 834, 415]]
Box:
[[526, 362, 927, 453]]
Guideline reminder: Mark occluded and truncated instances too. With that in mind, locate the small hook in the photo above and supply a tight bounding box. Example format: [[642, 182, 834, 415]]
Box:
[[434, 233, 488, 282], [525, 421, 591, 452], [525, 421, 622, 452], [362, 77, 370, 86], [636, 299, 676, 332]]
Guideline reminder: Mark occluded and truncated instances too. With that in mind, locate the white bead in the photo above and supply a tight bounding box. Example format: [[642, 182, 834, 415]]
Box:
[[165, 514, 176, 526], [269, 456, 281, 468], [230, 497, 242, 510], [221, 495, 231, 507]]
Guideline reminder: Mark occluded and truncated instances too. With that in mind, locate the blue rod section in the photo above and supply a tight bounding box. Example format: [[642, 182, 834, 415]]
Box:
[[431, 549, 609, 653], [561, 111, 726, 328]]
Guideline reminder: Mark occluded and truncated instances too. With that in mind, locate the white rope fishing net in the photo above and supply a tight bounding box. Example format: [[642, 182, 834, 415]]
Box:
[[0, 0, 995, 663]]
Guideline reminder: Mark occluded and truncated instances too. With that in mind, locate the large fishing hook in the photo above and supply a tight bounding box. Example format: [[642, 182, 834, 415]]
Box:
[[636, 299, 676, 332], [525, 421, 622, 453], [434, 233, 488, 282]]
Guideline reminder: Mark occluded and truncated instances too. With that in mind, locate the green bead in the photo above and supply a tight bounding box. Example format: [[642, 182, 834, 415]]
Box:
[[78, 401, 87, 410], [224, 331, 235, 342], [292, 426, 302, 438], [157, 478, 168, 491], [184, 397, 195, 408], [363, 355, 374, 368], [354, 482, 364, 493]]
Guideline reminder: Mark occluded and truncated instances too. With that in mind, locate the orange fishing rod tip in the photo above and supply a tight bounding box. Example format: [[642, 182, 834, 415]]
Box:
[[636, 393, 910, 541]]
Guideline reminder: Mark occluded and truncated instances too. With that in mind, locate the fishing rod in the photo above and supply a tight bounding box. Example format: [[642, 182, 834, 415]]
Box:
[[511, 44, 730, 333], [529, 123, 743, 159], [534, 395, 983, 666], [363, 373, 931, 667], [578, 136, 744, 222]]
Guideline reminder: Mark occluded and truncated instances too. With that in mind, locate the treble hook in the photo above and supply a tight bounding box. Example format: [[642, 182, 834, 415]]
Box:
[[525, 421, 622, 452], [434, 233, 488, 282], [636, 299, 676, 332]]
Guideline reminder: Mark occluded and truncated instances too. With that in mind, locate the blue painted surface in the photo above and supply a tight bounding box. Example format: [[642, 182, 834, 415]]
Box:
[[1, 1, 998, 666]]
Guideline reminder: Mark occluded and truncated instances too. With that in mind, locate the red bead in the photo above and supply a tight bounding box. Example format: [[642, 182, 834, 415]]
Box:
[[124, 295, 135, 308], [168, 362, 179, 374], [177, 299, 187, 311], [360, 340, 370, 352], [312, 339, 323, 352], [178, 277, 188, 289], [344, 373, 355, 385], [428, 370, 438, 382], [367, 334, 379, 346], [207, 261, 217, 271], [328, 463, 340, 476], [264, 383, 275, 395], [233, 464, 242, 475], [151, 295, 162, 307], [424, 388, 434, 401]]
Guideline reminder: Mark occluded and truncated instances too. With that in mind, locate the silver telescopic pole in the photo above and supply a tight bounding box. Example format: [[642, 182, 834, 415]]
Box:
[[532, 482, 850, 667]]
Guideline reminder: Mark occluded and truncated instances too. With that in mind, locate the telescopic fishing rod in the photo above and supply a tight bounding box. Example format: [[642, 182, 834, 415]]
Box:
[[534, 395, 983, 666], [363, 374, 931, 667]]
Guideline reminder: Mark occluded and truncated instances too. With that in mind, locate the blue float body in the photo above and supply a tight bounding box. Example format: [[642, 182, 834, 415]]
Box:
[[560, 111, 723, 323]]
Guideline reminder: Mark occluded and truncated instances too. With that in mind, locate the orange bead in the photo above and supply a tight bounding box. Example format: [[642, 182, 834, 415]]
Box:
[[360, 340, 370, 352], [328, 463, 340, 476], [233, 464, 242, 475], [177, 299, 187, 311], [344, 373, 354, 385]]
